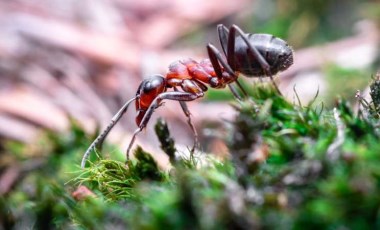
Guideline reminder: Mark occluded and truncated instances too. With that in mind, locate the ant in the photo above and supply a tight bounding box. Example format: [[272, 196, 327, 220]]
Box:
[[81, 24, 294, 168]]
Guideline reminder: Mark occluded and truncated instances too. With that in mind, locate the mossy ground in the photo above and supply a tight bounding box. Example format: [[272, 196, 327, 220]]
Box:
[[2, 79, 380, 229]]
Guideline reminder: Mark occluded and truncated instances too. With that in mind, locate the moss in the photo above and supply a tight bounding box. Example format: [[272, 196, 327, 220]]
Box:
[[3, 80, 380, 229]]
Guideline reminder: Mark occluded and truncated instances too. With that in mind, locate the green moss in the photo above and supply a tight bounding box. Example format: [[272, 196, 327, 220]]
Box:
[[154, 118, 176, 164], [3, 80, 380, 229]]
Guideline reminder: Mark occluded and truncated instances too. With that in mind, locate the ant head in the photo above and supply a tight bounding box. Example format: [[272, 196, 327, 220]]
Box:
[[141, 74, 166, 94]]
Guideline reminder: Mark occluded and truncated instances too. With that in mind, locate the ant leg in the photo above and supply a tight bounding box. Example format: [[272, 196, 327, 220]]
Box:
[[229, 25, 282, 94], [217, 30, 251, 98], [207, 44, 235, 77], [228, 84, 243, 101], [217, 24, 229, 56], [228, 25, 269, 73], [81, 97, 137, 168], [234, 80, 249, 98], [207, 44, 249, 99], [125, 127, 142, 162], [179, 100, 198, 152], [125, 91, 203, 163], [174, 87, 198, 152], [226, 24, 237, 71]]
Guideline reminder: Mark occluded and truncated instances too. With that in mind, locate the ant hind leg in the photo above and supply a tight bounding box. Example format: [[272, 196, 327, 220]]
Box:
[[217, 24, 230, 56], [207, 44, 250, 100], [229, 25, 282, 95]]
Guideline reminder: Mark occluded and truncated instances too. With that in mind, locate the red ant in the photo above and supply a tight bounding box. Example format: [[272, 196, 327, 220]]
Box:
[[81, 24, 294, 168]]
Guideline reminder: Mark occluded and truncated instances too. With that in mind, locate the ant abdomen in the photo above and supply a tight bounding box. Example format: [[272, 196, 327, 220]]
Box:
[[233, 34, 293, 77]]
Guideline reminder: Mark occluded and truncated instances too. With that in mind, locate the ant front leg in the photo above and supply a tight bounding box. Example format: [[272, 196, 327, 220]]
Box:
[[81, 97, 136, 168], [125, 91, 204, 163], [228, 25, 282, 95]]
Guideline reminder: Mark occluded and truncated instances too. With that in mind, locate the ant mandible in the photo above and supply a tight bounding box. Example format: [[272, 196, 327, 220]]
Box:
[[81, 24, 294, 168]]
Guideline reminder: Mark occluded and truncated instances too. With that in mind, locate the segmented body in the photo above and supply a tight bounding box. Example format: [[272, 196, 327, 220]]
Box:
[[135, 58, 235, 127], [134, 31, 294, 127], [81, 24, 294, 168]]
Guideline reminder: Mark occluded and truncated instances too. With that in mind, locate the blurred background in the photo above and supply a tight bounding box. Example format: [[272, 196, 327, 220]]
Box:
[[0, 0, 380, 167]]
